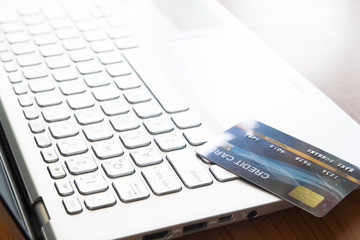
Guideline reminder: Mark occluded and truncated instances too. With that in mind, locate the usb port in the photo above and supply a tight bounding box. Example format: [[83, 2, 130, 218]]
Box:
[[218, 214, 234, 223], [183, 222, 207, 234]]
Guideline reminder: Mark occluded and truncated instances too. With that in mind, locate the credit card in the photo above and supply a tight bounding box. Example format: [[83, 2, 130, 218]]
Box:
[[196, 119, 360, 217]]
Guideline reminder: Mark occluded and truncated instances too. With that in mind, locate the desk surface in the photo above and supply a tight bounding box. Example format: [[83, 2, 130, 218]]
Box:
[[1, 0, 360, 239]]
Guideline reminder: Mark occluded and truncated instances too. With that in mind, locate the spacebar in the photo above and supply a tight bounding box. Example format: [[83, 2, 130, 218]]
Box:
[[123, 49, 189, 113]]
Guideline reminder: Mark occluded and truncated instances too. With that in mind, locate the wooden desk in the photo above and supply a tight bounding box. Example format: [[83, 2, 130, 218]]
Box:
[[1, 0, 360, 239]]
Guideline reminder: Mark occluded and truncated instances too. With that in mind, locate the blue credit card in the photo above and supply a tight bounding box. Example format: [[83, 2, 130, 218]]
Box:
[[196, 119, 360, 217]]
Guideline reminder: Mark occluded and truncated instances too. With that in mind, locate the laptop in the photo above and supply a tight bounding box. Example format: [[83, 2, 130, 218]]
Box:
[[0, 0, 359, 239]]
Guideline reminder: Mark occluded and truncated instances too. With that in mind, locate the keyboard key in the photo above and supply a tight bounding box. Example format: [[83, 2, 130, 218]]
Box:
[[43, 6, 67, 20], [75, 107, 104, 125], [83, 72, 110, 87], [3, 62, 17, 72], [39, 43, 64, 57], [97, 51, 123, 65], [74, 173, 108, 195], [133, 101, 162, 119], [41, 148, 59, 163], [28, 24, 51, 35], [83, 123, 113, 141], [45, 55, 71, 69], [29, 120, 45, 133], [92, 139, 124, 159], [57, 137, 88, 156], [76, 59, 102, 74], [92, 85, 120, 101], [8, 72, 23, 83], [55, 180, 74, 196], [130, 146, 163, 167], [106, 27, 129, 39], [209, 165, 239, 182], [62, 38, 87, 51], [2, 22, 23, 33], [183, 127, 209, 146], [56, 28, 79, 40], [64, 5, 92, 22], [69, 48, 94, 62], [171, 111, 201, 129], [114, 74, 141, 90], [83, 30, 106, 42], [105, 62, 132, 77], [49, 120, 79, 138], [102, 157, 135, 178], [62, 196, 82, 215], [119, 129, 151, 149], [52, 66, 78, 81], [17, 5, 39, 16], [22, 64, 48, 79], [6, 32, 29, 44], [0, 52, 13, 62], [67, 93, 95, 109], [154, 132, 186, 152], [35, 91, 62, 107], [0, 9, 18, 23], [0, 42, 8, 52], [110, 113, 139, 132], [23, 15, 44, 25], [167, 150, 213, 189], [48, 163, 66, 179], [59, 80, 86, 95], [142, 165, 182, 195], [42, 105, 70, 122], [114, 37, 137, 50], [90, 40, 114, 53], [76, 20, 99, 32], [113, 176, 149, 203], [49, 18, 72, 29], [16, 53, 41, 67], [84, 192, 116, 210], [34, 133, 52, 148], [123, 87, 151, 104], [65, 155, 98, 175], [18, 95, 33, 107], [100, 99, 129, 116], [12, 42, 36, 55], [23, 106, 39, 120], [28, 77, 55, 93], [13, 83, 28, 95], [33, 34, 58, 46], [143, 116, 174, 135]]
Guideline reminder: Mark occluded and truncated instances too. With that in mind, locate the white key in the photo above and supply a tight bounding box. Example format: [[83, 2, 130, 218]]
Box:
[[67, 93, 95, 109], [133, 101, 162, 119], [62, 196, 82, 214], [119, 129, 151, 149], [83, 30, 106, 42], [18, 95, 33, 107], [130, 146, 163, 167], [65, 155, 98, 175], [46, 55, 71, 69], [113, 176, 149, 203], [28, 77, 55, 93], [17, 5, 39, 16], [49, 18, 72, 29], [57, 137, 88, 156], [100, 99, 129, 116], [55, 180, 74, 196], [106, 27, 129, 39], [52, 66, 78, 81], [114, 75, 141, 90], [74, 173, 108, 195], [83, 123, 113, 141], [39, 43, 64, 57], [56, 28, 79, 40], [84, 192, 116, 210], [41, 148, 58, 163], [48, 163, 66, 179], [42, 5, 67, 20], [42, 105, 70, 122], [35, 91, 62, 107], [13, 83, 28, 95], [22, 64, 48, 79], [23, 15, 44, 25], [59, 80, 86, 95], [2, 22, 23, 33], [110, 113, 139, 132], [0, 9, 18, 23], [143, 116, 174, 135], [3, 62, 17, 72], [49, 120, 79, 138], [97, 51, 123, 65], [75, 107, 104, 125], [83, 72, 110, 87], [171, 111, 201, 129], [183, 127, 210, 146], [28, 24, 51, 35], [62, 38, 87, 51], [29, 120, 45, 133], [90, 40, 114, 53], [33, 34, 57, 46], [8, 72, 23, 83], [76, 20, 99, 32], [0, 52, 13, 62], [92, 85, 120, 101], [210, 165, 239, 182], [12, 42, 35, 55], [0, 42, 8, 52], [64, 5, 92, 22], [123, 87, 151, 104], [6, 32, 29, 44], [114, 37, 137, 50], [167, 150, 213, 188], [154, 132, 186, 152], [92, 139, 124, 159], [16, 53, 41, 67], [69, 48, 94, 62], [142, 165, 182, 195], [106, 62, 132, 77], [102, 157, 135, 178], [76, 59, 102, 75], [34, 133, 52, 148], [106, 16, 123, 27], [23, 106, 39, 120]]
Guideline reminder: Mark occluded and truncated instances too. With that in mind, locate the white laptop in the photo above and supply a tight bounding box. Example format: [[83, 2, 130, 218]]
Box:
[[0, 0, 359, 239]]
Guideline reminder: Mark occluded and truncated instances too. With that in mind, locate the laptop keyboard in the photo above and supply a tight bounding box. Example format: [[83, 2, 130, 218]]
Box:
[[0, 2, 239, 214]]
